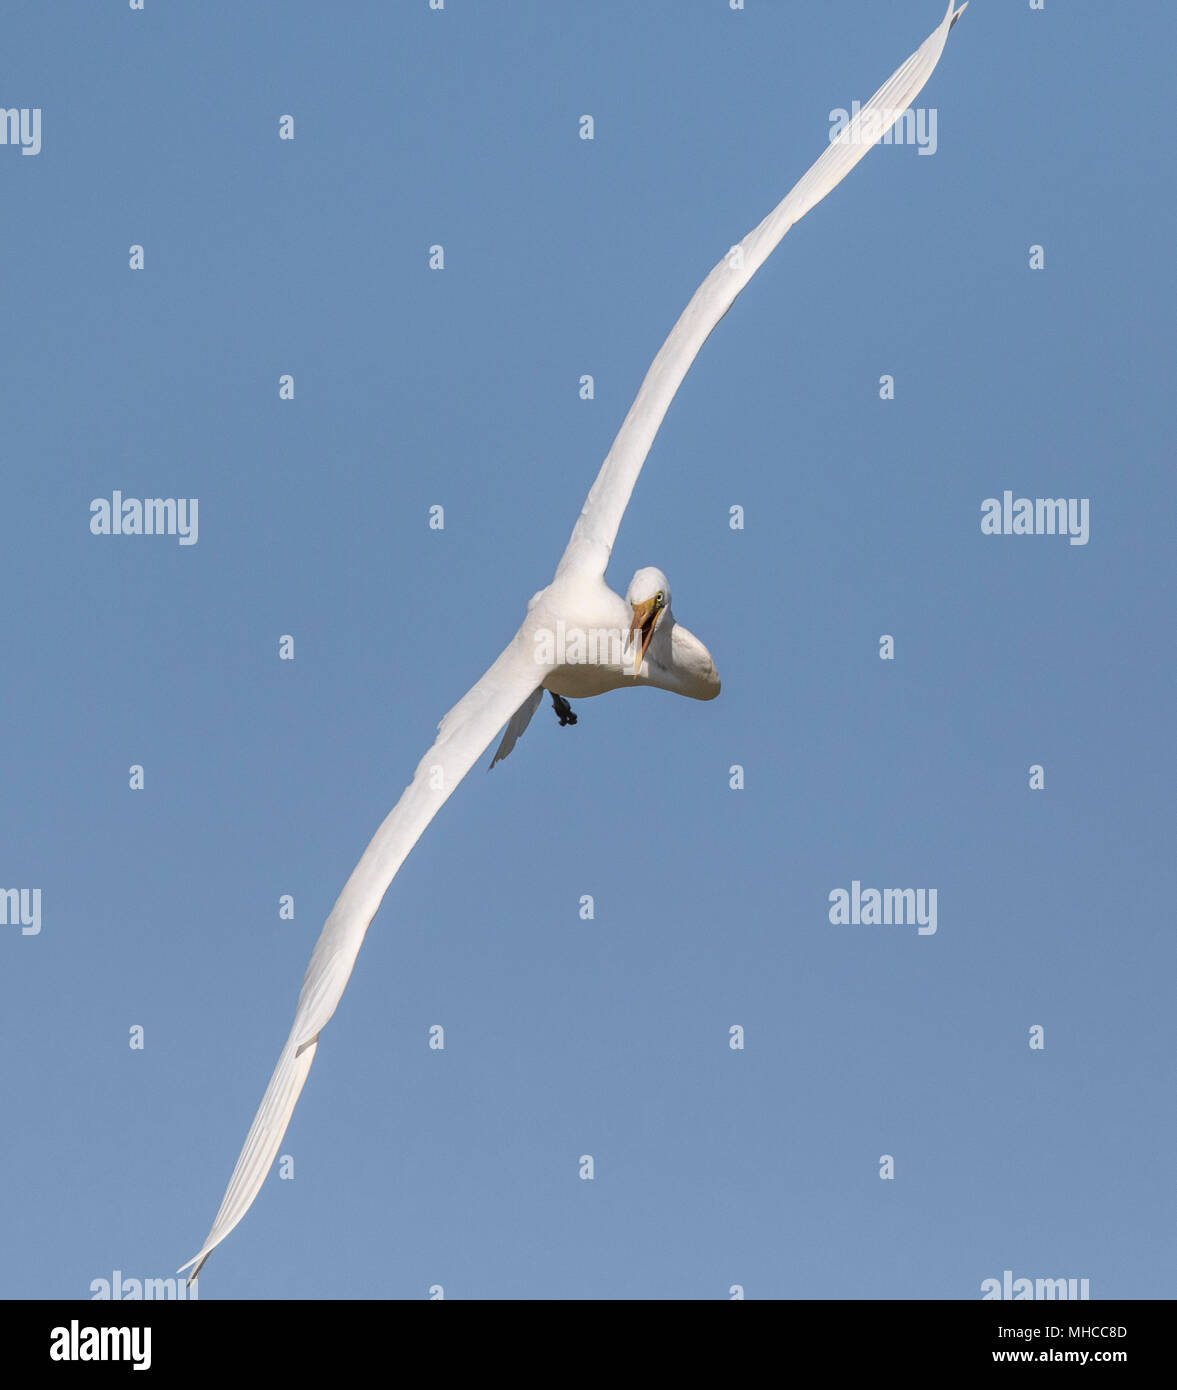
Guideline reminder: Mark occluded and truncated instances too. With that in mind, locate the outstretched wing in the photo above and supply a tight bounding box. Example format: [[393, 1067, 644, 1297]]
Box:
[[179, 631, 543, 1280], [556, 1, 966, 581]]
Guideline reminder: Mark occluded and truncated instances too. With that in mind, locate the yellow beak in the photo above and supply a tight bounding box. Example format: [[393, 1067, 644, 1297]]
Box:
[[629, 597, 662, 677]]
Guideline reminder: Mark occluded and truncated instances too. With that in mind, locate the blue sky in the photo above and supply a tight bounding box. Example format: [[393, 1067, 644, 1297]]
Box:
[[3, 0, 1173, 1300]]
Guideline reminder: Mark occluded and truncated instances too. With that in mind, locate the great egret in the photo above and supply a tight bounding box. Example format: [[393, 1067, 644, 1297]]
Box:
[[181, 1, 966, 1281]]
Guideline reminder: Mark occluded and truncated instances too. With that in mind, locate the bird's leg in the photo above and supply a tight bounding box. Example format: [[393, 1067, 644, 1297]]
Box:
[[550, 692, 578, 727]]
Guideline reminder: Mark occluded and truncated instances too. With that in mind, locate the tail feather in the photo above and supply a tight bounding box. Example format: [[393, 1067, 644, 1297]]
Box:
[[489, 687, 543, 768]]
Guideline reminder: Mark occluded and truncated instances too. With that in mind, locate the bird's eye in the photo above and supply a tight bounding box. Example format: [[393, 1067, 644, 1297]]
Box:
[[655, 591, 664, 606]]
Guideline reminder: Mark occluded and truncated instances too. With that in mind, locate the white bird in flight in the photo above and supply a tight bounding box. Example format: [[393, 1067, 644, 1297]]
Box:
[[181, 1, 966, 1281]]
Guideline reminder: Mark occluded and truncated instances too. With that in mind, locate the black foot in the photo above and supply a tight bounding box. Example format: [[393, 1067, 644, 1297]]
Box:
[[550, 692, 578, 727]]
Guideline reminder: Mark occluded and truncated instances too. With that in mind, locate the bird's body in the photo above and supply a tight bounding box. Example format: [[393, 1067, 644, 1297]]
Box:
[[181, 2, 966, 1282], [533, 569, 719, 702]]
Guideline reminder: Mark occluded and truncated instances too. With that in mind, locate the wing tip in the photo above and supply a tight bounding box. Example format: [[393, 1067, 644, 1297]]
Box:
[[950, 2, 968, 30], [176, 1250, 209, 1284]]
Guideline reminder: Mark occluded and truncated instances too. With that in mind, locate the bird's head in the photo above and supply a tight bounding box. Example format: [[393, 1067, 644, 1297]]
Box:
[[626, 566, 720, 700]]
